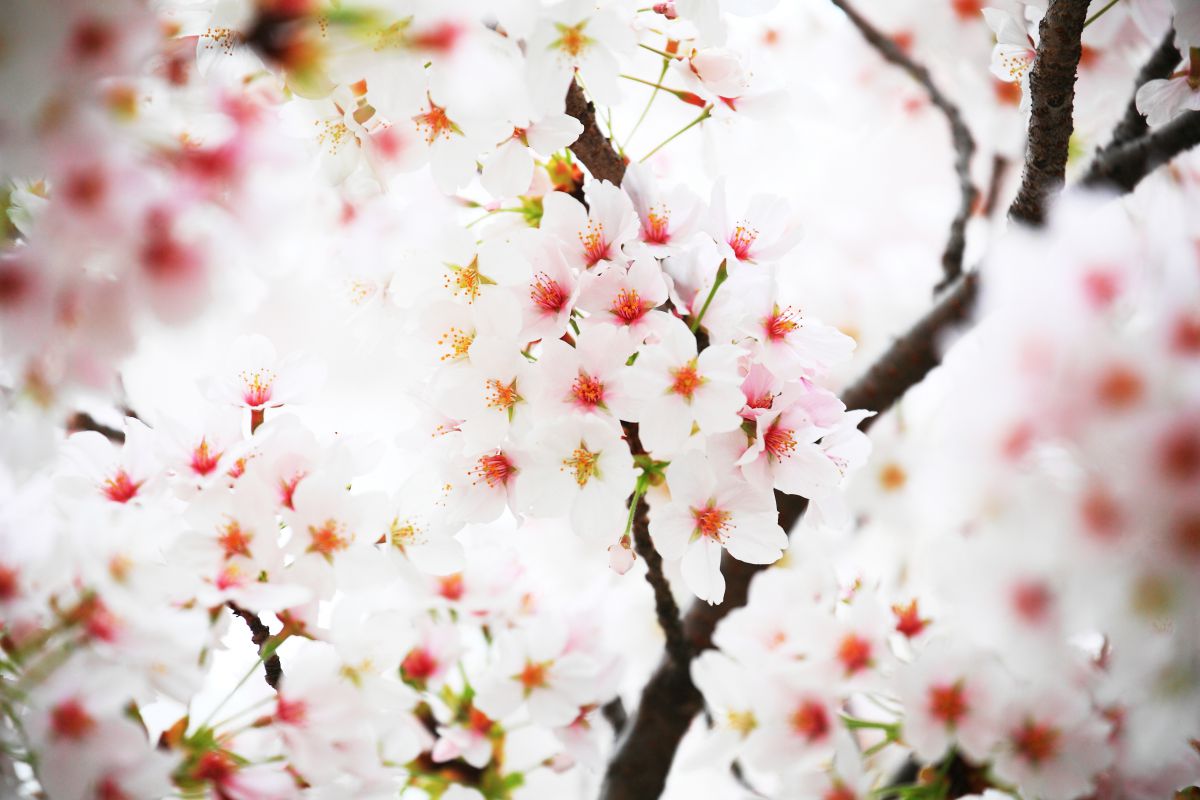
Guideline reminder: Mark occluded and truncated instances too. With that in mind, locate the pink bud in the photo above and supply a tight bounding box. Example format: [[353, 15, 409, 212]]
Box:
[[608, 541, 636, 574]]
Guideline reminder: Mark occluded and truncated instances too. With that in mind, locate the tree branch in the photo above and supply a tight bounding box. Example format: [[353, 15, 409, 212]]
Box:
[[601, 495, 809, 800], [566, 81, 627, 185], [66, 411, 125, 443], [228, 602, 283, 690], [1081, 109, 1200, 192], [623, 423, 691, 669], [1008, 0, 1092, 225], [828, 0, 977, 290], [1100, 30, 1182, 154], [841, 273, 979, 435]]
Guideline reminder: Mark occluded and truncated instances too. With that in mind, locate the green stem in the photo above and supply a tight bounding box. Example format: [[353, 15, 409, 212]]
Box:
[[210, 695, 275, 733], [623, 473, 651, 538], [639, 43, 682, 61], [196, 636, 285, 733], [1083, 0, 1120, 27], [689, 260, 728, 333], [624, 59, 671, 148], [641, 106, 712, 161]]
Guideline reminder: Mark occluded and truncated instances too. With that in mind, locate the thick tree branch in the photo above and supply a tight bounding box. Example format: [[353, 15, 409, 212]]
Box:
[[841, 273, 979, 435], [1100, 30, 1182, 154], [601, 495, 809, 800], [228, 602, 283, 690], [566, 81, 626, 185], [1008, 0, 1092, 225], [1081, 109, 1200, 192], [828, 0, 977, 290]]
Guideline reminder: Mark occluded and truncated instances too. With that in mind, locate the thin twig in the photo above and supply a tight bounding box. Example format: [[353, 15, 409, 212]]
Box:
[[66, 412, 125, 443], [228, 603, 283, 690], [623, 423, 690, 668], [1008, 0, 1092, 225], [1100, 30, 1182, 154], [1082, 110, 1200, 191], [829, 0, 977, 290]]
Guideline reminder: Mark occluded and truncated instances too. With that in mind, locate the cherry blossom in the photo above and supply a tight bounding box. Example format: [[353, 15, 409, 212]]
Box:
[[650, 453, 787, 603], [624, 315, 746, 456]]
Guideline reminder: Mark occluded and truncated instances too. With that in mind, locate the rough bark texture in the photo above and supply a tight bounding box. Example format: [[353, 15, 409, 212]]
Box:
[[1082, 110, 1200, 192], [829, 0, 977, 290], [1008, 0, 1092, 225], [1100, 31, 1182, 154], [566, 81, 626, 185]]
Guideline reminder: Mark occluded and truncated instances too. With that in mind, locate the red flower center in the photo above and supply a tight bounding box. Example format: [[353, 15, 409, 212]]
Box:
[[1011, 719, 1060, 764], [51, 699, 95, 740], [928, 682, 968, 726], [102, 469, 142, 503], [789, 699, 829, 742], [836, 633, 872, 675]]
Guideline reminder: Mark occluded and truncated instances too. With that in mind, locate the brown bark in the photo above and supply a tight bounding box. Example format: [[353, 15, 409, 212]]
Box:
[[566, 81, 627, 185], [1082, 110, 1200, 193], [1008, 0, 1092, 225], [228, 602, 283, 690]]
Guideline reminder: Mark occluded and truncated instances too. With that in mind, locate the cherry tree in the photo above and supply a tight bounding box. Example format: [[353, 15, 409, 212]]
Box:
[[2, 1, 1200, 799]]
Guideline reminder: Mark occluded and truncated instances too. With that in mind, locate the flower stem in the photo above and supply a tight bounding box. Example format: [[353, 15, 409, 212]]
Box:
[[689, 260, 728, 333], [623, 59, 671, 147], [641, 106, 712, 161], [639, 43, 682, 61], [1083, 0, 1120, 27]]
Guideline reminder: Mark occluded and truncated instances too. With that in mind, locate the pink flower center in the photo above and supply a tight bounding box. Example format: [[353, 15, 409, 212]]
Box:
[[728, 222, 758, 261], [190, 437, 222, 476], [610, 287, 646, 324], [764, 306, 799, 341], [571, 372, 605, 408], [279, 472, 305, 509], [764, 423, 796, 459], [240, 369, 275, 407], [276, 696, 308, 726], [579, 220, 609, 266], [470, 451, 516, 488], [692, 503, 731, 541], [644, 206, 671, 244], [1012, 581, 1053, 623], [530, 272, 568, 314], [102, 469, 142, 503]]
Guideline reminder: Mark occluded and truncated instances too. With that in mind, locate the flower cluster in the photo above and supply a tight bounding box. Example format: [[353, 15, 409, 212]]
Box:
[[3, 0, 1200, 799], [691, 196, 1200, 800]]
